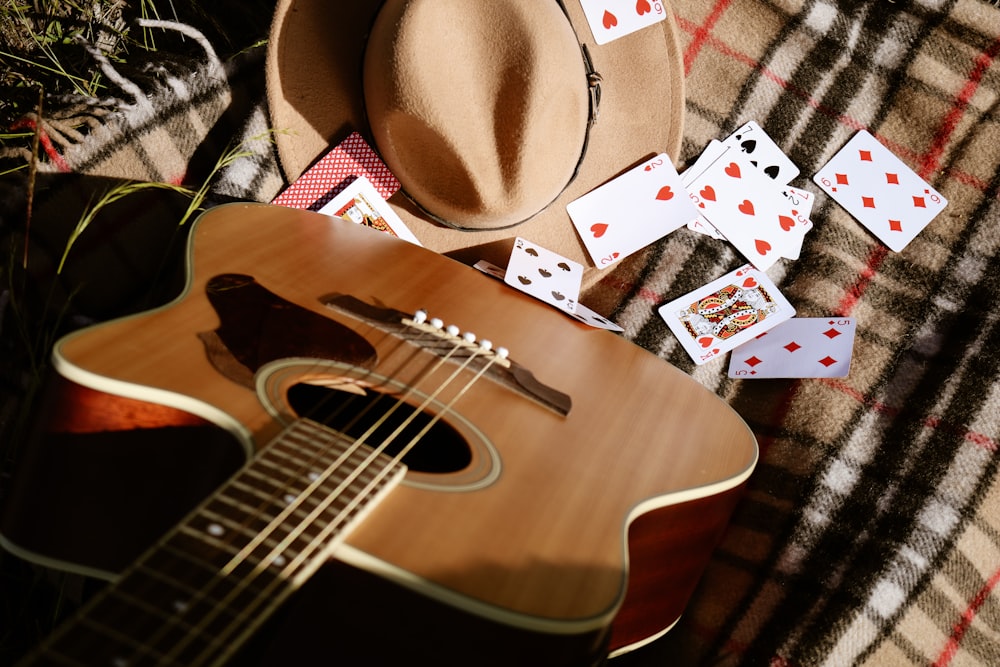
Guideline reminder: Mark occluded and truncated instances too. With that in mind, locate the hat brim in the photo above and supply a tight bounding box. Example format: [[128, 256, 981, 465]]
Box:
[[266, 0, 685, 283]]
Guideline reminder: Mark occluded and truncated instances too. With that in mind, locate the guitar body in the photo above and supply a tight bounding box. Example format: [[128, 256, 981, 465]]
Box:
[[1, 203, 756, 665]]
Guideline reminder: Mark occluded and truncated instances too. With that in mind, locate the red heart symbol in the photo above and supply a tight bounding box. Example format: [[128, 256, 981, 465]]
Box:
[[742, 277, 758, 288], [738, 200, 755, 215], [779, 215, 795, 231], [725, 162, 742, 178], [699, 336, 714, 348], [656, 186, 674, 201], [591, 223, 608, 238], [755, 239, 772, 255], [603, 10, 618, 28], [636, 0, 651, 15], [699, 185, 717, 202]]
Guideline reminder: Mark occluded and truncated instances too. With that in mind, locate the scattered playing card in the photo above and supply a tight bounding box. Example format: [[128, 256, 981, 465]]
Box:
[[476, 259, 623, 331], [728, 317, 857, 378], [473, 259, 507, 281], [813, 130, 947, 252], [579, 0, 668, 45], [318, 176, 421, 245], [567, 153, 698, 269], [722, 121, 800, 184], [271, 131, 400, 210], [683, 140, 728, 239], [504, 238, 583, 315], [778, 187, 814, 260], [687, 153, 806, 270], [567, 302, 625, 332], [659, 264, 795, 365]]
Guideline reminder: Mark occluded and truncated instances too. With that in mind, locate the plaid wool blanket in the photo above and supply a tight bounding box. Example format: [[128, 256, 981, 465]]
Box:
[[2, 1, 999, 666]]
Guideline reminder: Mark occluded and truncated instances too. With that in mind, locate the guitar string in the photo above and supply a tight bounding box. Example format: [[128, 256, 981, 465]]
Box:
[[35, 322, 412, 665], [198, 341, 505, 667], [158, 316, 501, 666], [180, 328, 499, 667], [70, 319, 446, 666]]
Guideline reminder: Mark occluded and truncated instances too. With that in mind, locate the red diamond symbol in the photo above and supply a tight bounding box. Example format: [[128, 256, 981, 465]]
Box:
[[886, 172, 899, 184], [862, 196, 876, 208], [745, 355, 763, 367], [913, 196, 926, 208], [859, 150, 872, 162], [784, 341, 802, 353], [823, 328, 841, 339], [836, 173, 849, 186], [819, 356, 838, 367], [889, 219, 903, 232]]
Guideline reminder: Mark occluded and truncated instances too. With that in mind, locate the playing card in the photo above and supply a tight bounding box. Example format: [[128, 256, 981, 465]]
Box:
[[567, 153, 697, 269], [722, 121, 800, 184], [473, 259, 508, 281], [683, 140, 728, 239], [579, 0, 668, 45], [567, 302, 625, 332], [813, 130, 947, 252], [687, 154, 805, 270], [728, 317, 857, 378], [271, 131, 401, 210], [777, 186, 814, 260], [504, 238, 583, 315], [318, 176, 421, 245], [659, 264, 795, 365], [476, 259, 623, 330]]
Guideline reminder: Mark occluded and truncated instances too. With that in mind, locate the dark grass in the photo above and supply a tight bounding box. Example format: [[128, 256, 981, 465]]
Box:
[[0, 2, 275, 662]]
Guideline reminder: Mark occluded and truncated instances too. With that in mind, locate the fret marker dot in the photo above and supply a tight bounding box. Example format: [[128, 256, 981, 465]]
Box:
[[308, 471, 320, 482], [284, 493, 297, 504], [273, 555, 287, 567], [112, 658, 129, 667], [173, 599, 189, 613], [207, 523, 224, 536]]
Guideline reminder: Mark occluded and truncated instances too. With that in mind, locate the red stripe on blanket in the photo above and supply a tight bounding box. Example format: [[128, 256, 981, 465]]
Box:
[[9, 116, 71, 172], [821, 378, 998, 452], [674, 17, 993, 196], [680, 0, 734, 75], [933, 566, 1000, 666], [837, 245, 889, 316], [921, 34, 1000, 180]]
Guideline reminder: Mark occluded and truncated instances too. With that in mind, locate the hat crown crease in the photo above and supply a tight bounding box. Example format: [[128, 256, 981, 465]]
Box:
[[364, 0, 589, 229]]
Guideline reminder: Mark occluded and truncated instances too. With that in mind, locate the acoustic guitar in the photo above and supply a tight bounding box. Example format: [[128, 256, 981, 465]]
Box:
[[1, 203, 757, 666]]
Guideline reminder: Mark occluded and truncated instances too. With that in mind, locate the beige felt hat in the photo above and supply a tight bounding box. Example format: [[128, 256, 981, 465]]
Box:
[[266, 0, 685, 278]]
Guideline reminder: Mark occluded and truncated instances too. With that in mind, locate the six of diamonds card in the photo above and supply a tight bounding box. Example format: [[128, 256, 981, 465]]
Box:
[[813, 130, 947, 252]]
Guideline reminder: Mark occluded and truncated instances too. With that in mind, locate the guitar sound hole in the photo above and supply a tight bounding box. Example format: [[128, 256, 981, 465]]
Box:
[[286, 383, 473, 474]]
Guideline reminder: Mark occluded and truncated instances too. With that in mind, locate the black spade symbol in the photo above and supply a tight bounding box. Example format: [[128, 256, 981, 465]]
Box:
[[557, 262, 571, 272], [517, 275, 532, 285], [538, 268, 552, 278], [551, 291, 565, 301], [764, 165, 780, 179], [525, 248, 539, 256], [741, 139, 757, 153]]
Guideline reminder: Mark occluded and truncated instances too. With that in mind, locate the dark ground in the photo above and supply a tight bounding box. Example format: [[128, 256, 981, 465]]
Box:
[[0, 2, 274, 662]]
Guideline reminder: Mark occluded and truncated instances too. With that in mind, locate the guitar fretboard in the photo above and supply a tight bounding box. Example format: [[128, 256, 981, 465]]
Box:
[[25, 419, 406, 667]]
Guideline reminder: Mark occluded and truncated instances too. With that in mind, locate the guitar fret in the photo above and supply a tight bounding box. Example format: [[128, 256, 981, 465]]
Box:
[[26, 418, 408, 666], [71, 614, 167, 665], [142, 550, 278, 627]]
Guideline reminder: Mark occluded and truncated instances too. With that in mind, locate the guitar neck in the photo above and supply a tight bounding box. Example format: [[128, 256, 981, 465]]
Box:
[[23, 419, 406, 667]]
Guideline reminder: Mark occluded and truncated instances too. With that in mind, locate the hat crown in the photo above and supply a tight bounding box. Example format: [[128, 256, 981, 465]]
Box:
[[363, 0, 590, 229]]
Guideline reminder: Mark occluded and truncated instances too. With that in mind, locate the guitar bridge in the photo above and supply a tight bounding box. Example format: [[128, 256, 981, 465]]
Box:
[[320, 294, 571, 417]]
